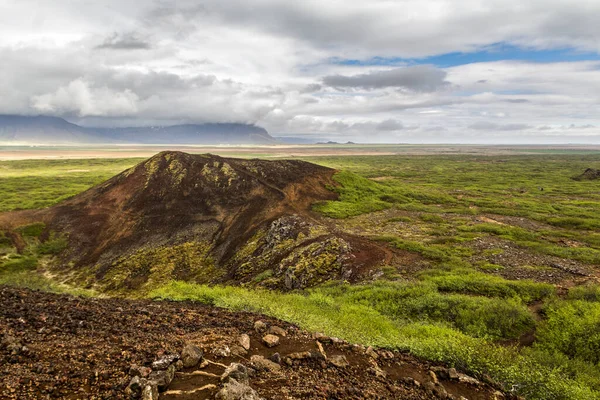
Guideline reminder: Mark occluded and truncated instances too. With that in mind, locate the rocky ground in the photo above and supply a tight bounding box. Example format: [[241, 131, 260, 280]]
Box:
[[0, 286, 510, 400]]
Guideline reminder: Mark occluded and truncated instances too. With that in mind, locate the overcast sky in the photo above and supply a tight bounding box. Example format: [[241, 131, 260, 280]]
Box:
[[1, 0, 599, 143]]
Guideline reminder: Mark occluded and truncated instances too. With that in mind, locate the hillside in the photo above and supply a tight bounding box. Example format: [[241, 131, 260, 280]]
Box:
[[0, 115, 274, 145], [0, 152, 386, 293]]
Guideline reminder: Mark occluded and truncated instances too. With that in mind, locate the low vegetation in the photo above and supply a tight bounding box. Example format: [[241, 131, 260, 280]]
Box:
[[1, 152, 600, 399]]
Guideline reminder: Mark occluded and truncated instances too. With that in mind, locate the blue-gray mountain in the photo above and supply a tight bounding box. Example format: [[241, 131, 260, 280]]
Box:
[[0, 115, 274, 145]]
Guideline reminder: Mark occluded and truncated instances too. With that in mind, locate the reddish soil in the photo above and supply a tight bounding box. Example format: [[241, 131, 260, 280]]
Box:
[[0, 286, 505, 399]]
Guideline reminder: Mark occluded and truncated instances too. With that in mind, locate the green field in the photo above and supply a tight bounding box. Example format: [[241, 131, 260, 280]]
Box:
[[1, 153, 600, 399]]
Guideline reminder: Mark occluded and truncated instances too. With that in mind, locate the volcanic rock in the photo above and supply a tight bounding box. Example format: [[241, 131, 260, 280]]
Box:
[[181, 343, 203, 368], [573, 168, 600, 181]]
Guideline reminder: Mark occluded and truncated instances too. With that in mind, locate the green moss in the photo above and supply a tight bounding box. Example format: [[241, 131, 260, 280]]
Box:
[[16, 222, 46, 238], [102, 241, 221, 293]]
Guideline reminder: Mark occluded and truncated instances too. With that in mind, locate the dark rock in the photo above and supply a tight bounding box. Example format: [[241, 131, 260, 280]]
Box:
[[148, 365, 175, 392], [254, 320, 268, 334], [141, 382, 158, 400], [269, 353, 281, 364], [215, 378, 263, 400], [221, 363, 249, 384], [250, 355, 281, 373], [181, 343, 203, 368], [129, 365, 151, 378], [151, 354, 179, 370]]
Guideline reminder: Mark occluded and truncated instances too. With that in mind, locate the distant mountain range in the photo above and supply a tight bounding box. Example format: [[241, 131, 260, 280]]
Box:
[[0, 115, 274, 145]]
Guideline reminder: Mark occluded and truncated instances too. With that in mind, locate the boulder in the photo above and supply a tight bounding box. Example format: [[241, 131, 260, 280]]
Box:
[[215, 379, 263, 400], [181, 343, 203, 368]]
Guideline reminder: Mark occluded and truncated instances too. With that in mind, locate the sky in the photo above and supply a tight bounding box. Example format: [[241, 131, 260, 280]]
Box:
[[1, 0, 599, 143]]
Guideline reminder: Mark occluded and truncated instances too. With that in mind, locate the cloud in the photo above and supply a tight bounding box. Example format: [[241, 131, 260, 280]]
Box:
[[322, 66, 448, 92], [31, 79, 139, 117], [96, 32, 152, 50], [468, 121, 532, 131], [0, 1, 599, 143]]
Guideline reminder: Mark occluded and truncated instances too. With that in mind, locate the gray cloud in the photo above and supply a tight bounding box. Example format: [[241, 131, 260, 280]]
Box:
[[0, 1, 599, 143], [468, 122, 532, 131], [96, 32, 152, 50], [322, 66, 448, 92]]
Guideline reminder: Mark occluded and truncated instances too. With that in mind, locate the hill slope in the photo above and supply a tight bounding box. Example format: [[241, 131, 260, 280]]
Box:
[[0, 152, 386, 292]]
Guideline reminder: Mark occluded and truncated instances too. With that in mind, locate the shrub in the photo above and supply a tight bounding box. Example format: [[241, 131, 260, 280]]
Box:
[[536, 300, 600, 364]]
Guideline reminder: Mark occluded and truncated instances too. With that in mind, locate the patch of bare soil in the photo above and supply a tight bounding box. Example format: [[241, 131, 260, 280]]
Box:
[[0, 287, 506, 399], [468, 236, 595, 285]]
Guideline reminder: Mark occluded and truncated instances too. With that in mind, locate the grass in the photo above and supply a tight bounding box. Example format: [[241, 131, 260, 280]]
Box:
[[0, 158, 141, 212], [2, 152, 600, 399], [150, 281, 600, 400]]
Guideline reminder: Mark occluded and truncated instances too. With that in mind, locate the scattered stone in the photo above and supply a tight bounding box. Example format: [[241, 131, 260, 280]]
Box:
[[221, 363, 249, 384], [287, 351, 312, 360], [126, 376, 143, 397], [215, 378, 263, 400], [129, 365, 152, 378], [254, 320, 268, 334], [267, 326, 287, 337], [262, 334, 279, 348], [141, 382, 159, 400], [231, 345, 248, 357], [401, 377, 420, 388], [369, 365, 387, 379], [181, 343, 203, 368], [269, 353, 281, 364], [448, 367, 459, 380], [239, 334, 251, 351], [1, 334, 23, 355], [174, 360, 184, 371], [379, 350, 395, 359], [493, 391, 506, 400], [457, 373, 480, 386], [429, 370, 439, 384], [250, 355, 281, 373], [328, 355, 349, 368], [433, 384, 448, 398], [149, 364, 176, 391], [152, 354, 179, 370], [312, 332, 332, 343], [316, 341, 326, 359], [365, 346, 378, 359], [423, 381, 436, 392], [212, 345, 232, 358]]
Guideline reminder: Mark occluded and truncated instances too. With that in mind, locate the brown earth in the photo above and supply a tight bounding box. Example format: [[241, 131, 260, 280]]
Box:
[[0, 286, 506, 400]]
